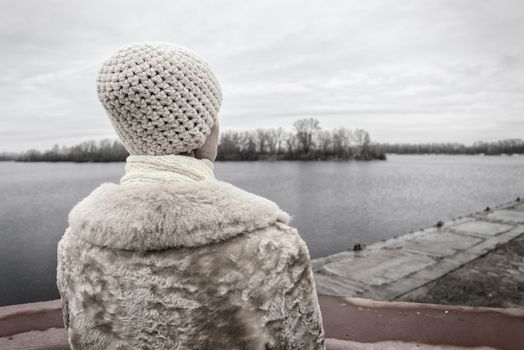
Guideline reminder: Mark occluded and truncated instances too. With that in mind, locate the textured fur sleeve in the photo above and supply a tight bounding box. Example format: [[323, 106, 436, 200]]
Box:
[[275, 223, 325, 350], [56, 229, 71, 331]]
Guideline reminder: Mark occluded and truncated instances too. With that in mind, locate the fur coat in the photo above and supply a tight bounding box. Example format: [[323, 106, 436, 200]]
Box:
[[56, 179, 325, 349]]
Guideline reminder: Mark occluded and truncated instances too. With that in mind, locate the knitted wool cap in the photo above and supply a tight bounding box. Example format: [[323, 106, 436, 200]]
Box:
[[96, 43, 222, 155]]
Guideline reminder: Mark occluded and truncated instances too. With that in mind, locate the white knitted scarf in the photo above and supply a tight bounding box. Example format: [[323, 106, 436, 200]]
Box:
[[120, 155, 215, 185]]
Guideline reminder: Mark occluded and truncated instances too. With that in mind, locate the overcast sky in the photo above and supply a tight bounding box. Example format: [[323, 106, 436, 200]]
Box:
[[1, 0, 523, 151]]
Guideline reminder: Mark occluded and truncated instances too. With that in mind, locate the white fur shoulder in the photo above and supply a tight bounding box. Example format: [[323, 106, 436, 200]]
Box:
[[68, 180, 290, 251]]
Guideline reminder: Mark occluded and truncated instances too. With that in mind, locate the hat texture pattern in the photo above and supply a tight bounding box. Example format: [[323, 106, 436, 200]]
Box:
[[97, 43, 222, 155]]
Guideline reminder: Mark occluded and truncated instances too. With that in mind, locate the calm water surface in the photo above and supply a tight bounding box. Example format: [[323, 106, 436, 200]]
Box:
[[1, 155, 523, 305]]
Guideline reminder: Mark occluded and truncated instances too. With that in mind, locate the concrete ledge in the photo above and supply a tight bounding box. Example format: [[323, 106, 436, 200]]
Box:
[[313, 200, 524, 303]]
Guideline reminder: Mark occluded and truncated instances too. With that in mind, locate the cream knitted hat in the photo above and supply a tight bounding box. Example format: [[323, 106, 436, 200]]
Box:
[[96, 43, 222, 156]]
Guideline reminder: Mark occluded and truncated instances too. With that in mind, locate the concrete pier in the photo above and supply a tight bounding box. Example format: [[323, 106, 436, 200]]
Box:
[[312, 199, 524, 303]]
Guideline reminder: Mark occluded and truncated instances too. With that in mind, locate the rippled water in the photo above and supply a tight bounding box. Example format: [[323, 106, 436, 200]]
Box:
[[1, 155, 523, 305]]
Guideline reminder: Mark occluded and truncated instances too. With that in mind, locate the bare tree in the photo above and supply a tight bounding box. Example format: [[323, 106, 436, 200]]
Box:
[[317, 130, 332, 156], [332, 127, 353, 159], [352, 128, 371, 159], [266, 127, 284, 154], [284, 132, 299, 157], [256, 129, 270, 154], [217, 131, 242, 160], [293, 118, 320, 154], [240, 131, 258, 160]]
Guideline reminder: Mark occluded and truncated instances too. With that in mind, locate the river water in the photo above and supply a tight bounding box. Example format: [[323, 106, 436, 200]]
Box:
[[1, 155, 523, 305]]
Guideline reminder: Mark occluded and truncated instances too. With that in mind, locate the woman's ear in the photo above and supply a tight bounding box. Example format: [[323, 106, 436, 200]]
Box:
[[194, 120, 219, 162]]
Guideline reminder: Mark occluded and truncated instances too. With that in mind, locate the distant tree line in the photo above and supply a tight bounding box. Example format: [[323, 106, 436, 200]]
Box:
[[217, 118, 385, 161], [375, 139, 524, 155], [0, 152, 18, 161], [4, 118, 522, 163], [8, 118, 385, 162], [16, 140, 129, 162]]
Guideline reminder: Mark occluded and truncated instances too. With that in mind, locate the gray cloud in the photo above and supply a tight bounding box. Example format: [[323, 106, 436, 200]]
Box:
[[1, 0, 523, 151]]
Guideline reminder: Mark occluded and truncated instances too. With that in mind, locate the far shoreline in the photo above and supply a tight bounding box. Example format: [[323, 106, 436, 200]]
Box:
[[1, 153, 523, 164]]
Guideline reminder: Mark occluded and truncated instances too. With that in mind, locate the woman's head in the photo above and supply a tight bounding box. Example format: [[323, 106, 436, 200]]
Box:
[[96, 43, 221, 160]]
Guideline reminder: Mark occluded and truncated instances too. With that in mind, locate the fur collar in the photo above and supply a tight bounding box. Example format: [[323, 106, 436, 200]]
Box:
[[68, 180, 290, 251]]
